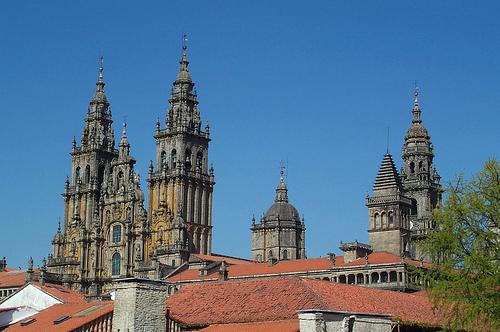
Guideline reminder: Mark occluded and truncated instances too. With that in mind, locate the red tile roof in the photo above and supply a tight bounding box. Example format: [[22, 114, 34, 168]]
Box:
[[167, 251, 428, 282], [3, 301, 113, 332], [0, 270, 26, 288], [198, 319, 299, 332], [191, 253, 255, 265], [166, 277, 444, 327], [33, 282, 86, 304]]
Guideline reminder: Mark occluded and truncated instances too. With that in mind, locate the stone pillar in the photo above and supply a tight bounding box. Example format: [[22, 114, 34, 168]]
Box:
[[298, 312, 326, 332], [112, 278, 168, 332]]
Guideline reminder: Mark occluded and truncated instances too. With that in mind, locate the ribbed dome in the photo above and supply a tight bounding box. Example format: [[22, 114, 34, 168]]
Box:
[[264, 201, 301, 222]]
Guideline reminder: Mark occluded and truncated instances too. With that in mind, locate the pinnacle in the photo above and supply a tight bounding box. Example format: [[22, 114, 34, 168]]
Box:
[[373, 153, 403, 192]]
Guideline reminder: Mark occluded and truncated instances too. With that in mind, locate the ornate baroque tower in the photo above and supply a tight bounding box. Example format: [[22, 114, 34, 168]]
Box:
[[366, 153, 413, 257], [251, 170, 306, 262], [400, 89, 442, 259], [147, 43, 215, 267], [48, 60, 146, 294]]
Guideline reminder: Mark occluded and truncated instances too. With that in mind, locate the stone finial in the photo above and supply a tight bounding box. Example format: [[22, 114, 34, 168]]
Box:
[[218, 260, 228, 281]]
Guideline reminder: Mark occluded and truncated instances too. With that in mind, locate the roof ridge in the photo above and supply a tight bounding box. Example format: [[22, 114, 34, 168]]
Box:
[[296, 278, 331, 309]]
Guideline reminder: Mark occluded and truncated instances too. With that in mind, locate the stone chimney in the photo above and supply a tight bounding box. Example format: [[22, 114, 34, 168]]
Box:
[[218, 261, 228, 281], [112, 278, 168, 332], [0, 257, 6, 272]]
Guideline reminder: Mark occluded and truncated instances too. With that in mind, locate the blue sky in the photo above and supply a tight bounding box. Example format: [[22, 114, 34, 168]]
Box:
[[0, 1, 498, 269]]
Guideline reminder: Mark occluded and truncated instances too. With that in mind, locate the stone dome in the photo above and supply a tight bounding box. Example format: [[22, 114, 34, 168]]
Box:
[[405, 122, 429, 139], [264, 201, 301, 222], [262, 172, 301, 223], [92, 91, 108, 103]]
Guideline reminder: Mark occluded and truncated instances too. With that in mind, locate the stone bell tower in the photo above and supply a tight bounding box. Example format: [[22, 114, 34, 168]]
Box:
[[48, 59, 146, 294], [147, 41, 215, 267], [367, 153, 413, 257], [400, 89, 442, 259]]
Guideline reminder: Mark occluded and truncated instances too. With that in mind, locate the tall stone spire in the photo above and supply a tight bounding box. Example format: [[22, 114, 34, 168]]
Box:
[[166, 38, 201, 133], [400, 88, 442, 259], [149, 38, 215, 265]]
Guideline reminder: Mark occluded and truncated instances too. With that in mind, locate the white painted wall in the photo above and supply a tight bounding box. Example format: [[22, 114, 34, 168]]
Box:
[[0, 284, 61, 311]]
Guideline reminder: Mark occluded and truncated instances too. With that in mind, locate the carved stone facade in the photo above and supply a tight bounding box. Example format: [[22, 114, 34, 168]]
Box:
[[47, 45, 214, 294], [367, 90, 442, 260], [251, 170, 306, 262]]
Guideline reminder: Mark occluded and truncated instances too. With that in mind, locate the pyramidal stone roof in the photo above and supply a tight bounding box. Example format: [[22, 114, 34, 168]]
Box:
[[373, 153, 403, 192]]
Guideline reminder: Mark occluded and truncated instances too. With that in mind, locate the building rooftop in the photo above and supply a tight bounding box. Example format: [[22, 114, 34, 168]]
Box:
[[198, 319, 299, 332], [3, 301, 113, 332], [166, 277, 444, 328], [166, 251, 431, 282]]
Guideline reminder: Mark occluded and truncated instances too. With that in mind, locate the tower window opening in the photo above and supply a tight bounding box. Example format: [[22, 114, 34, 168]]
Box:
[[171, 149, 177, 168], [160, 151, 167, 170], [117, 171, 124, 189], [112, 253, 121, 276], [374, 213, 380, 229], [388, 211, 394, 227], [75, 167, 80, 183], [85, 165, 91, 184], [381, 212, 387, 228], [282, 249, 288, 260], [196, 152, 203, 169], [112, 224, 122, 243], [410, 162, 415, 174], [185, 148, 192, 170], [97, 165, 105, 187]]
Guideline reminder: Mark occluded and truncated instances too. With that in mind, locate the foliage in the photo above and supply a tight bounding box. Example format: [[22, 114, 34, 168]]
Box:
[[421, 158, 500, 331]]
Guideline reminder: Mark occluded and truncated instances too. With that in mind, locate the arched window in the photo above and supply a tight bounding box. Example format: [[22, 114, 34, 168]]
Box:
[[410, 162, 415, 174], [357, 273, 364, 284], [160, 151, 167, 170], [112, 224, 121, 243], [347, 274, 355, 284], [282, 249, 288, 260], [112, 253, 121, 276], [85, 165, 91, 184], [185, 148, 192, 170], [418, 161, 423, 171], [256, 254, 262, 262], [389, 271, 398, 282], [117, 171, 124, 189], [381, 271, 388, 283], [381, 212, 387, 228], [388, 211, 394, 227], [75, 167, 80, 183], [374, 213, 380, 229], [196, 152, 203, 169], [97, 165, 105, 187], [339, 275, 347, 283], [105, 210, 111, 224], [171, 149, 177, 168], [371, 272, 379, 283], [268, 250, 273, 258]]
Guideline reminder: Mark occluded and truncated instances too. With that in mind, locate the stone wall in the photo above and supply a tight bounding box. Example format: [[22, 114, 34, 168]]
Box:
[[112, 278, 168, 332]]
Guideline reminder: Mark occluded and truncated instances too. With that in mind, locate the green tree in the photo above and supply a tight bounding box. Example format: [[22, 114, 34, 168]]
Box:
[[422, 159, 499, 331]]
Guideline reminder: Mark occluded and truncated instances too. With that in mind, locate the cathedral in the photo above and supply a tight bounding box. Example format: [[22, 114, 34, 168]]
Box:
[[47, 44, 215, 294], [46, 43, 441, 294]]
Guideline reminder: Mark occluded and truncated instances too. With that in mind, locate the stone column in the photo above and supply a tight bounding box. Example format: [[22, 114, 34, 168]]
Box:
[[112, 278, 168, 332]]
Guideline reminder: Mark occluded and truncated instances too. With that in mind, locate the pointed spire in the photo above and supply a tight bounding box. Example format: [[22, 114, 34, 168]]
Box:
[[373, 153, 403, 194], [175, 34, 192, 83], [120, 121, 128, 144], [412, 86, 421, 124], [92, 56, 108, 104], [275, 166, 288, 202]]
